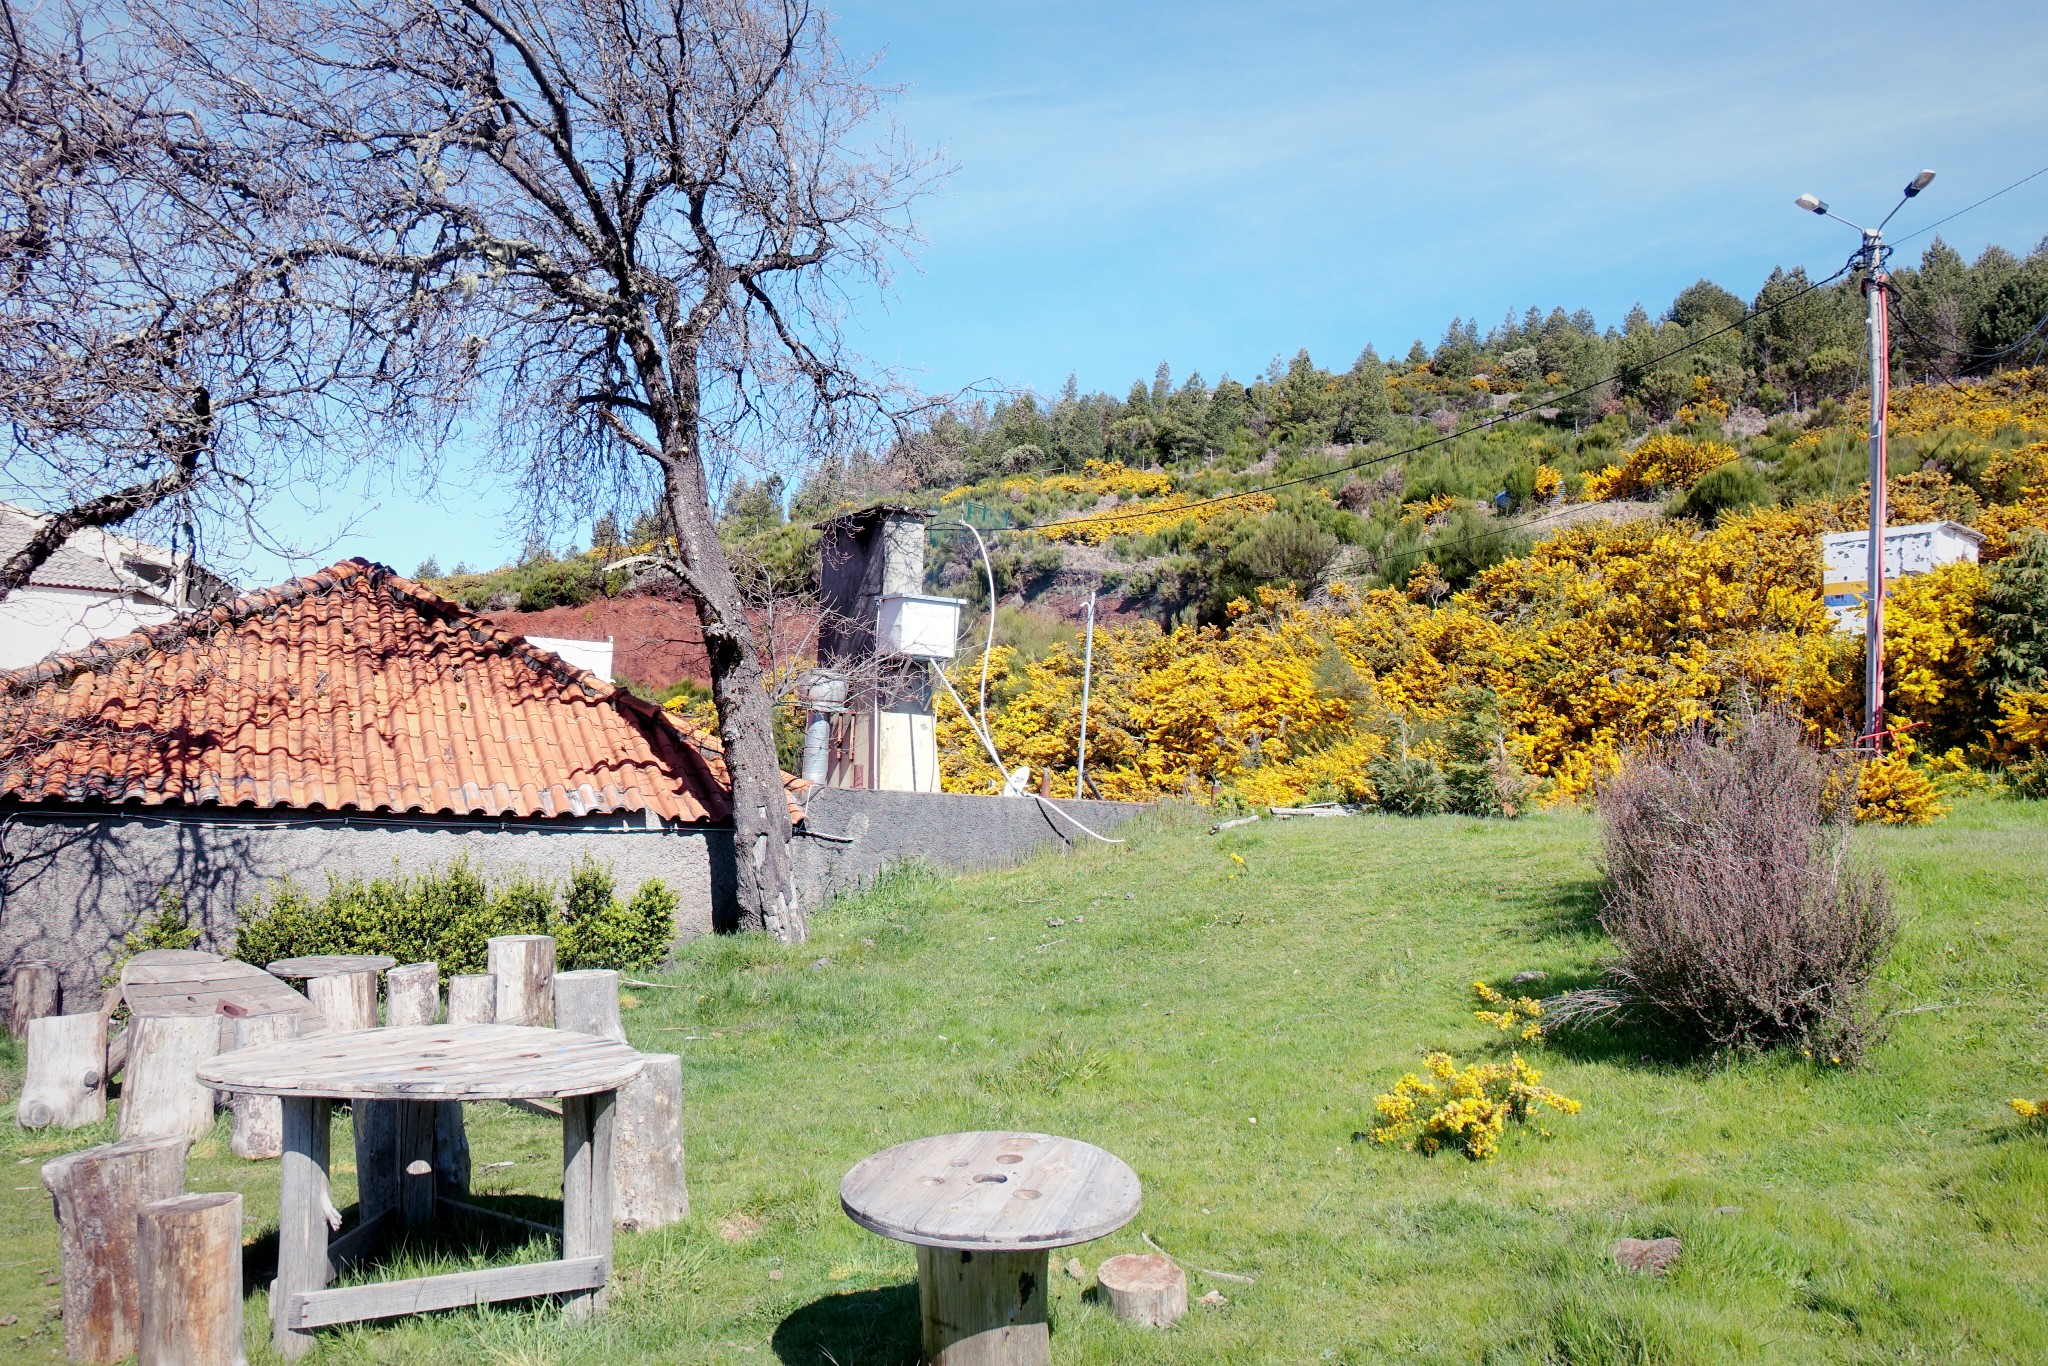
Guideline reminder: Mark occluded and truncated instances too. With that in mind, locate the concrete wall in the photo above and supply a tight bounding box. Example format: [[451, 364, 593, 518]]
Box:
[[1, 791, 1143, 1008]]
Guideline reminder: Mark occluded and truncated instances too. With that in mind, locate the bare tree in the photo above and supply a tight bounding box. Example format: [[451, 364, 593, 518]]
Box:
[[143, 0, 937, 941], [0, 0, 449, 598]]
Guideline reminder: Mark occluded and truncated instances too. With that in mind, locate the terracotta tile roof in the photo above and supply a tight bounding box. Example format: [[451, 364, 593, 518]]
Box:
[[0, 559, 805, 824]]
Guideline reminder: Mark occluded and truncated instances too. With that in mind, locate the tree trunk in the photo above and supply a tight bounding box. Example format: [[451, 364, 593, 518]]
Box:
[[118, 1015, 220, 1142], [487, 936, 555, 1026], [228, 1011, 300, 1160], [19, 1012, 108, 1130], [136, 1192, 247, 1366], [9, 959, 61, 1036], [41, 1135, 191, 1363], [661, 454, 805, 944]]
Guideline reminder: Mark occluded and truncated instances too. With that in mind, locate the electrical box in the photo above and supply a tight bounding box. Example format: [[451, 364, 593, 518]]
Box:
[[876, 594, 965, 660], [1821, 520, 1982, 633]]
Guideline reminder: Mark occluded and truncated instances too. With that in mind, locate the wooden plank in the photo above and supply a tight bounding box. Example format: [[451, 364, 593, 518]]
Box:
[[199, 1025, 644, 1101], [122, 960, 319, 1027], [284, 1257, 605, 1329], [325, 1210, 395, 1276], [436, 1195, 560, 1243]]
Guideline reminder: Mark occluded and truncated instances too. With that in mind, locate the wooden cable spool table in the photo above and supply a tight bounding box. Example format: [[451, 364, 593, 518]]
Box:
[[840, 1131, 1142, 1365], [199, 1024, 643, 1359]]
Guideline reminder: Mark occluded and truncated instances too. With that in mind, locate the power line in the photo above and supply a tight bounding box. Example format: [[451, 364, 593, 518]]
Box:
[[996, 255, 1857, 538], [1892, 162, 2048, 246]]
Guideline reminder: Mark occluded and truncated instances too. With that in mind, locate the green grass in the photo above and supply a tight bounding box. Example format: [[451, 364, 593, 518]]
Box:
[[4, 798, 2047, 1363]]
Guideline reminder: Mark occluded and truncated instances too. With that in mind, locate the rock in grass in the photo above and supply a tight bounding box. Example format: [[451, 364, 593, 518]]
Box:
[[1611, 1236, 1681, 1275], [1510, 970, 1549, 985]]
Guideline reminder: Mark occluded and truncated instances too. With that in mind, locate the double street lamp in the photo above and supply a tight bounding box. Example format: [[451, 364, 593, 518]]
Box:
[[1793, 169, 1935, 750]]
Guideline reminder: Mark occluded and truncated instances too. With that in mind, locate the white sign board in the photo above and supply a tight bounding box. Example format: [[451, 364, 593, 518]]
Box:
[[1820, 520, 1982, 633]]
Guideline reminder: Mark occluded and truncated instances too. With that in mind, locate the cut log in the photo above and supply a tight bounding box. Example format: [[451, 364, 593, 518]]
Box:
[[118, 1015, 221, 1142], [487, 936, 555, 1027], [137, 1192, 247, 1366], [228, 1012, 301, 1159], [553, 969, 624, 1041], [9, 959, 60, 1037], [41, 1135, 191, 1364], [305, 970, 378, 1033], [384, 962, 439, 1026], [20, 1012, 108, 1130], [435, 974, 492, 1195], [446, 973, 496, 1024], [915, 1244, 1049, 1365], [1097, 1252, 1187, 1328], [613, 1052, 688, 1230]]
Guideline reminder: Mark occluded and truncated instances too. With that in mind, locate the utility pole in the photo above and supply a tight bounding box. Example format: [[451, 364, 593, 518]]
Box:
[[1075, 590, 1096, 798], [1860, 234, 1891, 750], [1796, 169, 1934, 750]]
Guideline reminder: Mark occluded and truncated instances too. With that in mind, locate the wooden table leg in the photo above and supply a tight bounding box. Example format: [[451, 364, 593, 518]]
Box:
[[275, 1096, 333, 1360], [397, 1100, 437, 1227], [560, 1089, 616, 1322], [915, 1244, 1051, 1366]]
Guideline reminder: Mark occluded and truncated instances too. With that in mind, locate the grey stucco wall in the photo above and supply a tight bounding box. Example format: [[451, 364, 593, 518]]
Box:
[[1, 790, 1143, 1009]]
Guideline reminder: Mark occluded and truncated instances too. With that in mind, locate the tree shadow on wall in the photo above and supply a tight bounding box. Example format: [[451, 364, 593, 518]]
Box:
[[771, 1284, 922, 1366]]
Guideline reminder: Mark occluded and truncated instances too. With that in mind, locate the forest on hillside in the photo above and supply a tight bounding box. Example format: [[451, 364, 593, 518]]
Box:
[[433, 233, 2048, 626]]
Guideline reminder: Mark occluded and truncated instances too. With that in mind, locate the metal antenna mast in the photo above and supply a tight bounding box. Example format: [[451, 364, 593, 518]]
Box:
[[1795, 168, 1935, 750]]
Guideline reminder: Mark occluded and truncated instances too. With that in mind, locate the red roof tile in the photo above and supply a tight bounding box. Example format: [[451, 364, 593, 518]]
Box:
[[0, 559, 804, 823]]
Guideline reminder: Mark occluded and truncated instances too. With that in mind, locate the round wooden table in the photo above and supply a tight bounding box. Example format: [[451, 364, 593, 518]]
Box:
[[201, 1024, 643, 1359], [841, 1131, 1141, 1365]]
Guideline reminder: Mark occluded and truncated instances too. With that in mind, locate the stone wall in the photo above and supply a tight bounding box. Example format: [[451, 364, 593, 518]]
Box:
[[1, 791, 1144, 1007]]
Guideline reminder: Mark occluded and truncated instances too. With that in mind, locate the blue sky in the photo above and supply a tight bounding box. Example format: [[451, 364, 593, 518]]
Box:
[[241, 0, 2048, 583]]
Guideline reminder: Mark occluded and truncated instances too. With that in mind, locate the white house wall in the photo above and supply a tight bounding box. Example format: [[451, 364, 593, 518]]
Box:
[[0, 585, 180, 668]]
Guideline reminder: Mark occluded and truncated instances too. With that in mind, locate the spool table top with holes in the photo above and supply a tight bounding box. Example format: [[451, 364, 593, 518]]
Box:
[[200, 1025, 643, 1359], [841, 1131, 1141, 1365]]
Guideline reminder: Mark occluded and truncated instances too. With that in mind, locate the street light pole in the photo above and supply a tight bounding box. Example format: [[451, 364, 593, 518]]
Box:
[[1795, 169, 1933, 751]]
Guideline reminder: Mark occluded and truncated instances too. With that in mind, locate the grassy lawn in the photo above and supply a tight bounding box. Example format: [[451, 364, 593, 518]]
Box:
[[3, 797, 2046, 1363]]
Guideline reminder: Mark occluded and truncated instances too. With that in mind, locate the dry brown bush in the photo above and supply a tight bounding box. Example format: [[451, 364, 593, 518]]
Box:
[[1595, 704, 1895, 1057]]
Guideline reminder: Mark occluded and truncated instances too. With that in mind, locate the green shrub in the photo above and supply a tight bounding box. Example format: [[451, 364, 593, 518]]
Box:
[[2007, 755, 2048, 801], [233, 856, 679, 975], [1370, 755, 1450, 815], [104, 888, 202, 987]]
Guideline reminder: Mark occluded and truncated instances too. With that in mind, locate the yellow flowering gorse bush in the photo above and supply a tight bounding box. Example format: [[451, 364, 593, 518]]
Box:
[[1581, 433, 1738, 501], [1370, 1051, 1581, 1160]]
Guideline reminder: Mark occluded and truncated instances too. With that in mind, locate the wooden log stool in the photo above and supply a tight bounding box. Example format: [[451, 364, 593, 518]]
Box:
[[41, 1135, 191, 1364], [1097, 1252, 1187, 1327], [265, 955, 396, 1032], [9, 959, 61, 1037], [840, 1132, 1142, 1366], [19, 1012, 108, 1131], [137, 1192, 247, 1366], [486, 936, 555, 1026], [435, 974, 495, 1195], [119, 1015, 222, 1142]]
